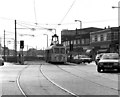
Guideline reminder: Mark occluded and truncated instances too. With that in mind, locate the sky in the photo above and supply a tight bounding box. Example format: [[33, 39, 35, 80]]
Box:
[[0, 0, 119, 51]]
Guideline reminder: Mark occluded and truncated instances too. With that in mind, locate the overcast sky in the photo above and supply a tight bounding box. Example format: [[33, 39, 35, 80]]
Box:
[[0, 0, 119, 50]]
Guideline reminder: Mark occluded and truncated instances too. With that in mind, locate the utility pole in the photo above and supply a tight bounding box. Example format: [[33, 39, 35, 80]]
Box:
[[15, 20, 17, 62], [4, 30, 5, 61]]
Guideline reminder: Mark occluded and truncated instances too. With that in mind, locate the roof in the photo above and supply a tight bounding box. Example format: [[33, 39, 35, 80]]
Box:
[[61, 27, 103, 35]]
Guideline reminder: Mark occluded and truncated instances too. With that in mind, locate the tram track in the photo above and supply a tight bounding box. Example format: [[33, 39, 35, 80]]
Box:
[[16, 65, 30, 97], [16, 61, 77, 96], [40, 63, 79, 97], [15, 61, 118, 96], [69, 62, 118, 82], [56, 63, 119, 91]]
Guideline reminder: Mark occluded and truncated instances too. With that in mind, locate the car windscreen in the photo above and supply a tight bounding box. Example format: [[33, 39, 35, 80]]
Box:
[[102, 54, 118, 59], [54, 48, 59, 53], [54, 47, 65, 54], [80, 55, 89, 58]]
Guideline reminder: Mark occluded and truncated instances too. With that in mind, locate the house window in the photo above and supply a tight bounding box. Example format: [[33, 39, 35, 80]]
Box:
[[114, 32, 118, 40], [97, 35, 100, 41], [95, 35, 97, 42], [91, 36, 95, 42], [86, 39, 89, 44], [77, 39, 80, 44], [81, 39, 84, 44], [71, 40, 73, 44], [107, 33, 111, 40], [103, 34, 107, 41], [68, 41, 70, 45], [100, 34, 103, 41], [74, 40, 76, 44]]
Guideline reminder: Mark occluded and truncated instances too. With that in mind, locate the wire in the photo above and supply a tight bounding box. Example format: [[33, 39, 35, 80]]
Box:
[[33, 0, 38, 25], [58, 0, 76, 25]]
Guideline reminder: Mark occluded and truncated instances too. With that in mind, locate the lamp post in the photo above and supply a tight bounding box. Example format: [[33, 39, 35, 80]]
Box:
[[43, 34, 48, 47], [112, 3, 120, 54], [75, 20, 82, 29]]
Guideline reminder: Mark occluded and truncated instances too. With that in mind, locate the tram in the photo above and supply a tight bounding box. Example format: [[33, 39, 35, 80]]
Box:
[[44, 44, 67, 63], [44, 33, 67, 63]]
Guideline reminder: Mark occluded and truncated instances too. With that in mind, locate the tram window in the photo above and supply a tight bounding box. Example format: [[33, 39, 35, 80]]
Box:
[[61, 48, 65, 54], [54, 48, 59, 53]]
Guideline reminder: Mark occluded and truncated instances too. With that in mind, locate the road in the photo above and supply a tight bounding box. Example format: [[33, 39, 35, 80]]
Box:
[[0, 61, 119, 97]]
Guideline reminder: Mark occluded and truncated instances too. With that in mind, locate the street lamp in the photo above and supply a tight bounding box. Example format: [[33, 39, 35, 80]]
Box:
[[75, 20, 82, 29], [112, 4, 120, 54], [43, 34, 48, 47]]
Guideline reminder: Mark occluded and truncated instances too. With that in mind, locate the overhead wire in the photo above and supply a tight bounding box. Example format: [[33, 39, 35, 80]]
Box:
[[58, 0, 76, 26], [33, 0, 38, 25]]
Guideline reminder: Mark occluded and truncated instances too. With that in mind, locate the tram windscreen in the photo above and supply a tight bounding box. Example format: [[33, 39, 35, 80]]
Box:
[[60, 48, 65, 54], [54, 48, 59, 53], [54, 47, 65, 54]]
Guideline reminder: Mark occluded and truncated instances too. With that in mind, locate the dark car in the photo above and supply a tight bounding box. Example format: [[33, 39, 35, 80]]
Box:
[[0, 55, 4, 66], [97, 53, 120, 72], [79, 55, 92, 63], [72, 55, 82, 64]]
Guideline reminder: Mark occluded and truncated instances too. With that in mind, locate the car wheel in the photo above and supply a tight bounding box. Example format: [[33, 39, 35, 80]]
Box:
[[2, 63, 4, 66], [118, 67, 120, 73], [97, 66, 101, 72]]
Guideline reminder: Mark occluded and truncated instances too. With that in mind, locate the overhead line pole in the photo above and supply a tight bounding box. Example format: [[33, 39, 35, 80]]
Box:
[[4, 30, 5, 61], [15, 20, 17, 63]]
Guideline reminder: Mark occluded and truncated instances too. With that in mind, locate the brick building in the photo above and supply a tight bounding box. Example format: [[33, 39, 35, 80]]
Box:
[[61, 26, 119, 60], [90, 27, 119, 59], [61, 27, 103, 56]]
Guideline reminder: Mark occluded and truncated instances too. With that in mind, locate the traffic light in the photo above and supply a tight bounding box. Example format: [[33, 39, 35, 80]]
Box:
[[20, 40, 24, 49]]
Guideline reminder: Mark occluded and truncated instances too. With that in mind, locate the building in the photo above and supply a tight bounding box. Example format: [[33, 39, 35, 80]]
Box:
[[61, 27, 103, 56], [90, 27, 119, 59]]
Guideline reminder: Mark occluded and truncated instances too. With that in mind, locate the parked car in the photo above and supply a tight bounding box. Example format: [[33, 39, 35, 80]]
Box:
[[79, 55, 92, 63], [95, 53, 104, 65], [0, 55, 4, 66], [72, 55, 82, 64], [97, 53, 120, 72]]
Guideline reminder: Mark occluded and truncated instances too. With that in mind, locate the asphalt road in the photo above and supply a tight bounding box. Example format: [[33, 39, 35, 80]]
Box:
[[0, 61, 119, 97]]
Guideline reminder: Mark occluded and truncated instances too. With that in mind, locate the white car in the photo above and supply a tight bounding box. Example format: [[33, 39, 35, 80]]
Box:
[[97, 53, 120, 72], [0, 55, 4, 66]]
